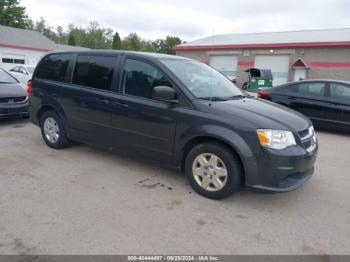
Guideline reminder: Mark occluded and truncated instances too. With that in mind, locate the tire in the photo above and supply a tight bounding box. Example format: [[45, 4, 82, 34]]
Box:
[[185, 142, 243, 200], [40, 110, 70, 149]]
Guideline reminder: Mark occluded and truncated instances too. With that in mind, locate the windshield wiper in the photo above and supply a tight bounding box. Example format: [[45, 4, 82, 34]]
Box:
[[197, 96, 229, 101], [224, 95, 247, 100]]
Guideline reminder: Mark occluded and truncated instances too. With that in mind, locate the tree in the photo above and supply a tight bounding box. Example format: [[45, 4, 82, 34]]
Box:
[[152, 36, 182, 54], [0, 0, 29, 28], [68, 33, 76, 46], [122, 33, 142, 51], [112, 32, 122, 50]]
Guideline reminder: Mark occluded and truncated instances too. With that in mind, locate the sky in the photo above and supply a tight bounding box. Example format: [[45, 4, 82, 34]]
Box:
[[22, 0, 350, 41]]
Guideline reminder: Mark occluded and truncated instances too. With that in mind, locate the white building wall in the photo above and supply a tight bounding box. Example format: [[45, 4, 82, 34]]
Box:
[[0, 46, 48, 70]]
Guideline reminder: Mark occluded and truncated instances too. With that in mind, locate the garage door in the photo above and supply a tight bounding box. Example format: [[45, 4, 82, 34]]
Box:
[[255, 55, 290, 86], [209, 55, 238, 81]]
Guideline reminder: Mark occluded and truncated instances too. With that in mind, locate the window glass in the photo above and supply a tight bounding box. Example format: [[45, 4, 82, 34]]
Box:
[[161, 59, 243, 99], [27, 67, 35, 74], [285, 84, 298, 94], [10, 67, 19, 72], [36, 54, 70, 82], [330, 83, 350, 99], [298, 83, 325, 96], [0, 69, 17, 83], [121, 59, 172, 99], [73, 55, 116, 91], [19, 67, 27, 74], [2, 58, 13, 64], [14, 59, 25, 64]]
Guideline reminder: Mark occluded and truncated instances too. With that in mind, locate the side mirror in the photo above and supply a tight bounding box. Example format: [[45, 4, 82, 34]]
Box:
[[152, 86, 178, 103]]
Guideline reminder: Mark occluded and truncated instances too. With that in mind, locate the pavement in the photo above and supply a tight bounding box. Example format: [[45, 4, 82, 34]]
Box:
[[0, 119, 349, 255]]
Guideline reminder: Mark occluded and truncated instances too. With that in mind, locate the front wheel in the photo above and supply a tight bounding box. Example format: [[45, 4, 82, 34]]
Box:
[[40, 110, 70, 149], [185, 142, 243, 200]]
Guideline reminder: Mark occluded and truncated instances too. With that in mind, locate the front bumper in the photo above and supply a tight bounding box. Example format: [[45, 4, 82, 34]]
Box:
[[246, 144, 318, 193], [0, 101, 29, 119]]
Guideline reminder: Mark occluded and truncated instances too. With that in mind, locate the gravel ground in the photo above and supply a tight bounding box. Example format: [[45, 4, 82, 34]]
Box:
[[0, 119, 349, 255]]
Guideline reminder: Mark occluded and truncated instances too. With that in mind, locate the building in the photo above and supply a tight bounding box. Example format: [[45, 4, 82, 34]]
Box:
[[0, 25, 87, 70], [174, 28, 350, 87]]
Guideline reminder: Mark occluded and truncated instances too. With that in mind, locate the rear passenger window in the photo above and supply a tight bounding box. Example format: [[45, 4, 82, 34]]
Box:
[[285, 84, 298, 94], [72, 55, 116, 91], [330, 83, 350, 99], [121, 59, 172, 99], [298, 83, 325, 97], [36, 54, 70, 82]]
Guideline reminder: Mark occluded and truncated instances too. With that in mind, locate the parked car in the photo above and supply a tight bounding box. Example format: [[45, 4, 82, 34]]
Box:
[[258, 80, 350, 131], [0, 68, 29, 119], [29, 51, 318, 199], [9, 65, 36, 84]]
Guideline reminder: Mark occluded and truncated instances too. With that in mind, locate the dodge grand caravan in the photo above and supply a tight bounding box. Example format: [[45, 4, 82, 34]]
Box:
[[29, 51, 318, 199]]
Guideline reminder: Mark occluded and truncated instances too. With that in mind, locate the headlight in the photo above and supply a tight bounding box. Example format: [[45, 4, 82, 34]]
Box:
[[257, 129, 296, 150]]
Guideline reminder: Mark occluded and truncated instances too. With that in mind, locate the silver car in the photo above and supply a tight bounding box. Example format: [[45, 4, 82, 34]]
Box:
[[9, 65, 35, 84], [0, 68, 29, 119]]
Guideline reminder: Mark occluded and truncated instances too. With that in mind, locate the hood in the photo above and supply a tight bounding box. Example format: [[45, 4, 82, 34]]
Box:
[[196, 97, 311, 132], [0, 83, 27, 97]]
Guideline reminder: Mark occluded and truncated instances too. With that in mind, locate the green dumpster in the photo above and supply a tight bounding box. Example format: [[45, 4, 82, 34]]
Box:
[[242, 68, 273, 92]]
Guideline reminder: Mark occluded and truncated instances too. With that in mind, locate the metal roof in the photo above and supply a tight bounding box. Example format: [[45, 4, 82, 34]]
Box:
[[175, 28, 350, 50], [0, 25, 89, 52], [0, 25, 58, 51]]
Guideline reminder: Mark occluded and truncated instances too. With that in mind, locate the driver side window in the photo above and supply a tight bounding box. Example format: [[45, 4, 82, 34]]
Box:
[[121, 59, 172, 99]]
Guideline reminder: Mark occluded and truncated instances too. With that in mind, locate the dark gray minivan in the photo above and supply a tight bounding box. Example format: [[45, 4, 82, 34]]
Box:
[[29, 51, 318, 199]]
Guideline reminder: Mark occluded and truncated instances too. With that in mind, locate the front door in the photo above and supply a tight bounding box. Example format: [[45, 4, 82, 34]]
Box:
[[291, 82, 328, 125], [328, 82, 350, 129], [111, 58, 177, 164], [293, 68, 307, 81]]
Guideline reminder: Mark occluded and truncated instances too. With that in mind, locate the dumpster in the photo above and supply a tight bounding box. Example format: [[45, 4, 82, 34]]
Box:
[[242, 68, 273, 92]]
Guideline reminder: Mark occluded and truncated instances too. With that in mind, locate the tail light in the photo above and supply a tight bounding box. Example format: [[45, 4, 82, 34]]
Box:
[[258, 90, 271, 99], [27, 80, 32, 97]]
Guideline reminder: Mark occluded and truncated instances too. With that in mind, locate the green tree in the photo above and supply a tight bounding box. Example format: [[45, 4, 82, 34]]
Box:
[[56, 26, 65, 44], [152, 36, 182, 54], [112, 32, 122, 50], [0, 0, 29, 28], [33, 17, 58, 42], [82, 21, 113, 49], [68, 33, 76, 46], [122, 33, 142, 51]]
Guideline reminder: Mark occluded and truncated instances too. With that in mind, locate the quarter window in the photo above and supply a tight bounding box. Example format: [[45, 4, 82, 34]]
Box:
[[330, 83, 350, 99], [36, 54, 70, 82], [73, 55, 116, 91], [298, 83, 325, 97], [121, 59, 172, 99]]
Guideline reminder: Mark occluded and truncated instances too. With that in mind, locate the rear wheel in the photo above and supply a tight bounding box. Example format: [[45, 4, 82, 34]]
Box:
[[40, 110, 70, 149], [185, 142, 243, 200]]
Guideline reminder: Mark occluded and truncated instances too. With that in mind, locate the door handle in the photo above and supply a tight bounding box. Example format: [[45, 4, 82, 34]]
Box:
[[288, 97, 296, 100], [111, 101, 129, 108], [96, 98, 110, 105]]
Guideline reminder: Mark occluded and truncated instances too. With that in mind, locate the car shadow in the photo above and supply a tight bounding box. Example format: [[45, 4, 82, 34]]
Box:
[[0, 117, 29, 127]]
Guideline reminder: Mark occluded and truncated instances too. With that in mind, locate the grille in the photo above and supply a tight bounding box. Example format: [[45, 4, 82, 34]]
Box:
[[298, 129, 309, 138], [298, 127, 317, 152], [0, 97, 27, 104]]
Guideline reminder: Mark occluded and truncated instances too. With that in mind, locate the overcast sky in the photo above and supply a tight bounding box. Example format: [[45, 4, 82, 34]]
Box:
[[22, 0, 350, 41]]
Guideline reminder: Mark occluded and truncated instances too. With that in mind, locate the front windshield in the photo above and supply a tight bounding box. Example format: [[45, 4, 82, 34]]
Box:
[[161, 59, 245, 99], [0, 69, 18, 84], [27, 67, 35, 74]]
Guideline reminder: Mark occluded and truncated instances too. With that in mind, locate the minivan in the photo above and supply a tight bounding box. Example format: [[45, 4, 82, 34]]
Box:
[[29, 51, 318, 199]]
